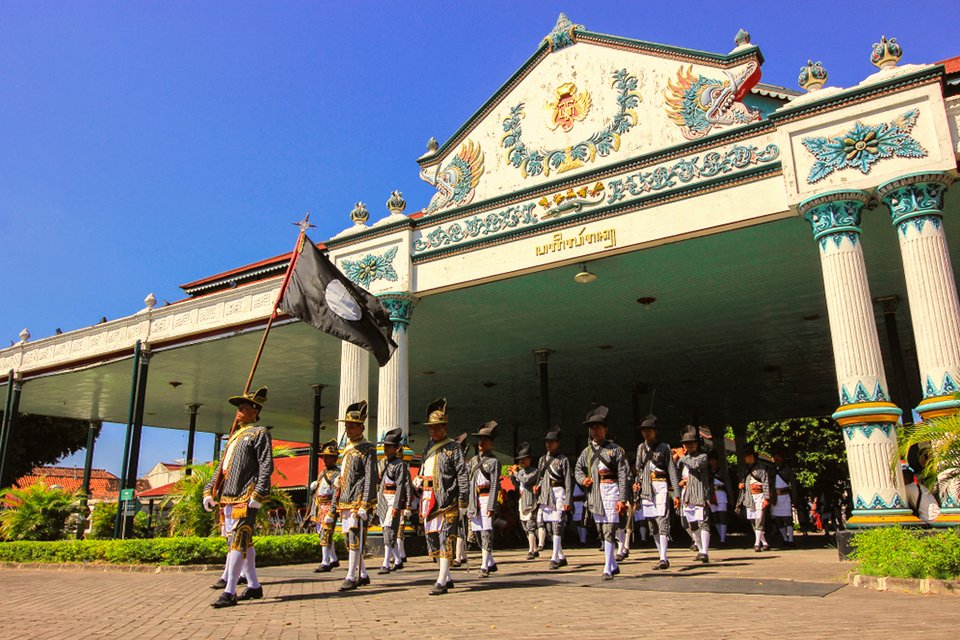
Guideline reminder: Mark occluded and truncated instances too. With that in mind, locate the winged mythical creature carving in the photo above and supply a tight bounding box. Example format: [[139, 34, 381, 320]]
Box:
[[663, 62, 762, 140], [422, 140, 485, 214]]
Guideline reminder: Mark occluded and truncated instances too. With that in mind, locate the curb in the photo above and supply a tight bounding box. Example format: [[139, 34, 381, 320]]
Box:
[[848, 572, 960, 596], [0, 562, 222, 573]]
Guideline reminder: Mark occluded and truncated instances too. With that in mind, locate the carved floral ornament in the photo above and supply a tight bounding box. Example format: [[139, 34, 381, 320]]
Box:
[[340, 246, 399, 289]]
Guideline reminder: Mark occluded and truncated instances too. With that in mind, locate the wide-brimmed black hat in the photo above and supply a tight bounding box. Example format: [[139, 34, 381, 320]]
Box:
[[583, 405, 609, 426], [319, 439, 339, 456], [544, 426, 562, 441], [380, 427, 404, 447], [337, 400, 368, 424], [515, 442, 532, 460], [638, 414, 658, 430], [680, 425, 699, 444], [425, 398, 449, 425], [472, 420, 498, 439], [229, 386, 268, 411]]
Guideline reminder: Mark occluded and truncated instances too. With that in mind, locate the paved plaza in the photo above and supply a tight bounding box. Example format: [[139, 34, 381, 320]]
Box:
[[2, 540, 959, 639]]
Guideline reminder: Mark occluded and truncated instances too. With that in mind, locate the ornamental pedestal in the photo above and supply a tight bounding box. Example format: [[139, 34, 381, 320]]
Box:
[[878, 172, 960, 523], [375, 293, 417, 449], [338, 342, 370, 442], [800, 190, 917, 526]]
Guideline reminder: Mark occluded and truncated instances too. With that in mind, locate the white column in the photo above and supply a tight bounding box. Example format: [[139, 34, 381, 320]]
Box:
[[800, 190, 916, 526], [338, 342, 369, 442], [375, 294, 418, 442], [878, 172, 960, 521]]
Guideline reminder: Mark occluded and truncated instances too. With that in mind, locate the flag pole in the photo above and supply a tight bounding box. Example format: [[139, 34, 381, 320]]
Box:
[[232, 214, 315, 437]]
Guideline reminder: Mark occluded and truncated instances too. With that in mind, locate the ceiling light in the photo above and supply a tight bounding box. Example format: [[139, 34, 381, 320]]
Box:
[[636, 297, 656, 307], [574, 263, 597, 284]]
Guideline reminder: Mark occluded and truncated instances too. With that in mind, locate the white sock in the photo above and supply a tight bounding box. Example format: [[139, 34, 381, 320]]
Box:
[[658, 535, 668, 562], [578, 526, 587, 544], [624, 531, 631, 551], [693, 527, 704, 554], [346, 549, 358, 581], [383, 543, 393, 569], [359, 555, 368, 579], [397, 537, 406, 558], [437, 557, 450, 585], [653, 534, 662, 554], [243, 547, 260, 589], [327, 544, 338, 564], [616, 528, 625, 553], [603, 540, 615, 574], [538, 527, 547, 548], [219, 565, 228, 581], [718, 524, 727, 543], [528, 532, 536, 553], [700, 528, 710, 555], [392, 544, 402, 566], [223, 550, 244, 595], [481, 549, 491, 570], [552, 534, 562, 562], [759, 530, 768, 547], [786, 525, 794, 542], [456, 536, 466, 562]]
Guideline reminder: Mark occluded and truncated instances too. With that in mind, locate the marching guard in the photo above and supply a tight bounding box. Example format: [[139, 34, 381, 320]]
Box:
[[635, 414, 680, 570], [575, 405, 629, 580], [309, 438, 342, 573], [335, 401, 379, 592], [204, 386, 273, 608], [771, 446, 801, 546], [467, 421, 501, 577], [738, 444, 771, 551], [416, 399, 469, 595], [675, 425, 712, 563], [537, 427, 572, 570], [509, 442, 540, 559], [377, 428, 410, 573], [708, 450, 731, 545]]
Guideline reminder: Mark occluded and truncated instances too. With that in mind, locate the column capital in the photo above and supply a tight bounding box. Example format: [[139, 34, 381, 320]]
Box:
[[873, 295, 900, 315], [377, 292, 419, 332], [798, 189, 871, 248], [532, 348, 553, 364], [877, 171, 953, 230]]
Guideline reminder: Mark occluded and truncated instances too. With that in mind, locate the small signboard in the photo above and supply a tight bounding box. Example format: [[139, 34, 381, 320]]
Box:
[[120, 488, 135, 501], [122, 500, 141, 515]]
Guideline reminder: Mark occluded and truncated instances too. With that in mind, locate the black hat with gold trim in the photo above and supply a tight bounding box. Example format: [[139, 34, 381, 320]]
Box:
[[472, 420, 498, 439], [515, 441, 532, 460], [337, 400, 368, 425], [229, 386, 268, 411], [680, 425, 699, 444], [583, 405, 609, 426], [425, 398, 449, 425], [380, 427, 404, 447], [319, 438, 339, 457]]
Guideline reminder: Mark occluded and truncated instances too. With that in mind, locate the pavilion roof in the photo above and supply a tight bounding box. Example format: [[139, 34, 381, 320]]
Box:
[[15, 467, 120, 501]]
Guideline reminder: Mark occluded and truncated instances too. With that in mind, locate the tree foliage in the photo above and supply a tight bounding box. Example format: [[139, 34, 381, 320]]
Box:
[[0, 480, 79, 541], [898, 412, 960, 493], [744, 417, 847, 497], [0, 412, 100, 488]]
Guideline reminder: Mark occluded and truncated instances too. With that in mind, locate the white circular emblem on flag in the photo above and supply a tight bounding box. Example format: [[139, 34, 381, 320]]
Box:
[[324, 279, 362, 321]]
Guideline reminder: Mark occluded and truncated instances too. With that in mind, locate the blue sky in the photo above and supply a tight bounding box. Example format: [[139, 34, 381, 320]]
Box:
[[1, 1, 956, 478]]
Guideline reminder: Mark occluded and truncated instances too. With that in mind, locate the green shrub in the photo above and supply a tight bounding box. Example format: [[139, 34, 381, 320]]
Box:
[[0, 482, 79, 541], [0, 533, 344, 566], [851, 527, 960, 580]]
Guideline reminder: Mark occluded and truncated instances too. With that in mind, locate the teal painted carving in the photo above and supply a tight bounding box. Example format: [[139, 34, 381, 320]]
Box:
[[797, 60, 828, 92], [854, 493, 905, 510], [542, 13, 583, 52], [802, 196, 866, 249], [424, 141, 485, 214], [341, 247, 399, 289], [924, 372, 959, 399], [840, 381, 889, 405], [734, 29, 750, 47], [843, 424, 893, 441], [801, 109, 927, 184], [501, 69, 641, 178], [871, 35, 903, 69], [880, 177, 949, 228], [605, 144, 779, 205], [377, 294, 416, 333], [664, 62, 762, 140]]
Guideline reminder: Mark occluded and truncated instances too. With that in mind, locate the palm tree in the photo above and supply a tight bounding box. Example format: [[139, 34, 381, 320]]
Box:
[[898, 410, 960, 500], [0, 480, 79, 541]]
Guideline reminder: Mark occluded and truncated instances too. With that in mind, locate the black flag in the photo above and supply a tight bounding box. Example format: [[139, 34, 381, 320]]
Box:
[[279, 235, 397, 366]]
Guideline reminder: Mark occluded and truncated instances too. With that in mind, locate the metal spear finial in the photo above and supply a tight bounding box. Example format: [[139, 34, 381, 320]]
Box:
[[293, 212, 315, 233]]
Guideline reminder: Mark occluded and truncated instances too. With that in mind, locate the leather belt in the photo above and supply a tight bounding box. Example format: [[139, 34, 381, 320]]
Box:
[[651, 472, 667, 480], [317, 496, 332, 504], [599, 479, 616, 484], [750, 484, 764, 494], [384, 488, 397, 495]]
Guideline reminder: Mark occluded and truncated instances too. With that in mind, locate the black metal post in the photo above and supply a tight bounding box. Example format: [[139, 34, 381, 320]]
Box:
[[78, 422, 97, 539], [875, 296, 912, 417], [0, 375, 22, 488], [309, 384, 325, 491], [115, 341, 142, 538], [185, 404, 200, 475], [123, 349, 151, 537], [213, 432, 222, 461], [534, 349, 552, 432], [0, 370, 14, 487]]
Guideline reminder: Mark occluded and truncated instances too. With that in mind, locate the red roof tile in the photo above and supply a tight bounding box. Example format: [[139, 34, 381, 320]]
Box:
[[15, 467, 121, 501], [939, 55, 960, 74], [138, 481, 180, 498]]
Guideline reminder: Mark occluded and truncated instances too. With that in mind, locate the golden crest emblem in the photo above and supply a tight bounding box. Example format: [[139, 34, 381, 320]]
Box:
[[547, 82, 591, 132]]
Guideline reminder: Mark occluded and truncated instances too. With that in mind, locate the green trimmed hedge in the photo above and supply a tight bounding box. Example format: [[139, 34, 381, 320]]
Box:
[[0, 533, 344, 566], [851, 527, 960, 580]]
